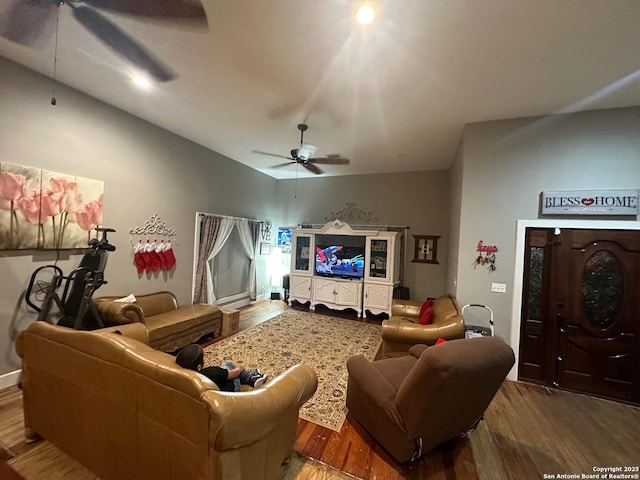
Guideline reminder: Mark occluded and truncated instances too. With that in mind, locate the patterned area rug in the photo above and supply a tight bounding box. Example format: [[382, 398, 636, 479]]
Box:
[[203, 310, 382, 432]]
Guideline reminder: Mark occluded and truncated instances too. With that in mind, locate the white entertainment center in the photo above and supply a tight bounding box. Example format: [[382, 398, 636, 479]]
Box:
[[288, 220, 400, 317]]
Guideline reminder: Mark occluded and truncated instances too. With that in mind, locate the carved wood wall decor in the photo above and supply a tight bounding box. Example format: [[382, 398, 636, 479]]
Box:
[[324, 202, 378, 223]]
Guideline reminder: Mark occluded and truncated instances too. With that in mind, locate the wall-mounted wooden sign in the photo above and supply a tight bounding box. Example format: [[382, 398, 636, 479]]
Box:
[[541, 190, 638, 215], [412, 235, 440, 264]]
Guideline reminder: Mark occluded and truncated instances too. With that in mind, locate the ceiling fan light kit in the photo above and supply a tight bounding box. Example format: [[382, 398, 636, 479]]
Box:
[[296, 144, 316, 161], [253, 123, 351, 176]]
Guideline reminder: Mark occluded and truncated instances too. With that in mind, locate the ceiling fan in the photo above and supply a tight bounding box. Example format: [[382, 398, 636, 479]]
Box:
[[0, 0, 208, 82], [253, 123, 351, 175]]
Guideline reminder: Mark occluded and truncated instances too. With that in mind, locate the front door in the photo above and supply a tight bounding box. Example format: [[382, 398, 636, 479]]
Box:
[[519, 228, 640, 405]]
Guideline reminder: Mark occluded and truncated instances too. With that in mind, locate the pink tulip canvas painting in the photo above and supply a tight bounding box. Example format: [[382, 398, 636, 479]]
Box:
[[0, 162, 104, 250]]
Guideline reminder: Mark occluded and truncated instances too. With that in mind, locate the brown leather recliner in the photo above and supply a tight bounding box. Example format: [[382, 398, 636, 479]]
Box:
[[380, 294, 465, 358], [346, 336, 515, 463]]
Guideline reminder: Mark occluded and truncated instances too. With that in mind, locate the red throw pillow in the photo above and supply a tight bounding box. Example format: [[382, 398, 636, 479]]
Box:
[[435, 338, 447, 345], [418, 298, 434, 325]]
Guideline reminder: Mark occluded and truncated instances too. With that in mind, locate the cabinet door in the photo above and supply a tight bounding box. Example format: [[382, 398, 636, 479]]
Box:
[[290, 275, 312, 301], [314, 277, 336, 304], [335, 281, 362, 307], [292, 234, 314, 275], [364, 283, 392, 313], [366, 236, 392, 283]]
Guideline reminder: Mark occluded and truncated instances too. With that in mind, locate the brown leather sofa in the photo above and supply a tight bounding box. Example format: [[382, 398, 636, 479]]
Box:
[[16, 321, 318, 480], [346, 337, 515, 463], [94, 291, 228, 352], [380, 294, 465, 358]]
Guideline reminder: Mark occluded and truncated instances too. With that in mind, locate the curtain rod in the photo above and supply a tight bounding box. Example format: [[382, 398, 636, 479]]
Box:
[[197, 212, 258, 222], [280, 224, 410, 230]]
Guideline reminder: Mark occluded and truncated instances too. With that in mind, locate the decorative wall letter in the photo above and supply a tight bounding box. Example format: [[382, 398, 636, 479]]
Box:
[[412, 235, 440, 264]]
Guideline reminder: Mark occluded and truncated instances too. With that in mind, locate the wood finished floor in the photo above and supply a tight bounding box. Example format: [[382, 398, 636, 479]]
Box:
[[2, 300, 639, 480]]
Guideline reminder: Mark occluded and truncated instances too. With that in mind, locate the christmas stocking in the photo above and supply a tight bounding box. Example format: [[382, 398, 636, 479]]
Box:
[[141, 242, 154, 272], [133, 243, 146, 273], [156, 242, 168, 270], [148, 241, 162, 271], [164, 242, 176, 270]]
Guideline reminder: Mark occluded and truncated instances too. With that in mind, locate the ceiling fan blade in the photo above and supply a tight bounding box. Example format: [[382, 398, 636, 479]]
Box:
[[302, 162, 323, 175], [270, 161, 296, 169], [81, 0, 208, 25], [310, 155, 351, 165], [0, 0, 56, 46], [252, 150, 293, 161], [71, 6, 176, 82]]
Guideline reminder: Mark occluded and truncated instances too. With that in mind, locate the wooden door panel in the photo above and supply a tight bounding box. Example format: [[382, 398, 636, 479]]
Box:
[[557, 230, 640, 404], [518, 229, 554, 384], [520, 228, 640, 405]]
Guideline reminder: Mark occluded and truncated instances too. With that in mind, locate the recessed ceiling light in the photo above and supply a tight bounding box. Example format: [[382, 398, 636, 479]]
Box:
[[132, 75, 152, 89], [356, 3, 375, 25]]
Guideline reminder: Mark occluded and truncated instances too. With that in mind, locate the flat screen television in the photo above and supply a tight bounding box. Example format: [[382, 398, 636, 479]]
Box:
[[314, 234, 366, 279]]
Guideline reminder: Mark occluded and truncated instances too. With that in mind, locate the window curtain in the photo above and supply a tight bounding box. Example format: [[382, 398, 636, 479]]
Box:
[[235, 218, 260, 301], [193, 214, 260, 304], [192, 215, 235, 304], [205, 217, 236, 303], [193, 215, 221, 304]]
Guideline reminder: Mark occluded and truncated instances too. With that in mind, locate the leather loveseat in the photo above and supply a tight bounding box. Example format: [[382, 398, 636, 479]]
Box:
[[94, 291, 227, 352], [15, 321, 318, 480], [380, 294, 465, 358]]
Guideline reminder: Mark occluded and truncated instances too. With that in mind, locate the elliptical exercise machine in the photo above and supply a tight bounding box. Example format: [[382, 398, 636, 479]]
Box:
[[25, 227, 116, 330]]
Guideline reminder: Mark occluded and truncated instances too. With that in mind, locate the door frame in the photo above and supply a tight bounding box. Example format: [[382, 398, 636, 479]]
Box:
[[509, 219, 640, 381]]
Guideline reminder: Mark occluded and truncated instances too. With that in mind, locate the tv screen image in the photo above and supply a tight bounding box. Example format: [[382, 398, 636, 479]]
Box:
[[314, 234, 366, 278]]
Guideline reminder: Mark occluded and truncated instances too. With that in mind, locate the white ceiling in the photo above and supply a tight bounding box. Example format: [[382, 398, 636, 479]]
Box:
[[1, 1, 640, 179]]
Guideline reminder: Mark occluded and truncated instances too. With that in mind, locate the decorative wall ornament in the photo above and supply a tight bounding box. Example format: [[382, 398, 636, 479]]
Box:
[[541, 189, 638, 216], [129, 213, 176, 238], [473, 240, 498, 272], [324, 202, 378, 223], [128, 214, 177, 273], [260, 220, 272, 241], [411, 235, 440, 264], [0, 162, 104, 250]]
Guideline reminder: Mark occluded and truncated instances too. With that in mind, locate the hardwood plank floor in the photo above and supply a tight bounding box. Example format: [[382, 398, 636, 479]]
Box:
[[2, 300, 639, 480]]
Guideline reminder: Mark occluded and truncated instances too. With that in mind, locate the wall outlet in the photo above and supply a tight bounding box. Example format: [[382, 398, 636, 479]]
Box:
[[491, 283, 507, 293]]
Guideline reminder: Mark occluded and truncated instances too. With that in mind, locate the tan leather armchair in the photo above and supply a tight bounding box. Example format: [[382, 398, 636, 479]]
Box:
[[16, 321, 318, 480], [380, 294, 465, 358], [346, 337, 515, 463]]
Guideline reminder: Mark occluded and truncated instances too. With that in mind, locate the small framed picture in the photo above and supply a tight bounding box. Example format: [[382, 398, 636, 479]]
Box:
[[277, 228, 292, 247], [260, 242, 272, 255]]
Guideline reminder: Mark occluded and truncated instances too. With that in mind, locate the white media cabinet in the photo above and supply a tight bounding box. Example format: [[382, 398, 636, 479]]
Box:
[[288, 220, 400, 317]]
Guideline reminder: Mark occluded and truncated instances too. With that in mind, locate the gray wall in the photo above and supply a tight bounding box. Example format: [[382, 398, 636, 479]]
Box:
[[5, 52, 637, 380], [0, 58, 280, 376], [0, 58, 452, 377], [446, 139, 464, 298], [453, 107, 640, 342], [274, 170, 451, 301]]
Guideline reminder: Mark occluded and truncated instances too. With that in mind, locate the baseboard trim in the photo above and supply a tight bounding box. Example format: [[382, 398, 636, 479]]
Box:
[[0, 369, 21, 390]]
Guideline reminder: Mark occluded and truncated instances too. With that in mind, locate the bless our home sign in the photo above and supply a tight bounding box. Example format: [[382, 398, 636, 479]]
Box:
[[541, 190, 639, 215]]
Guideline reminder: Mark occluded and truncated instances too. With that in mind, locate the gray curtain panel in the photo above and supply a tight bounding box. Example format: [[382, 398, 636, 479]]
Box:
[[193, 215, 222, 304]]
